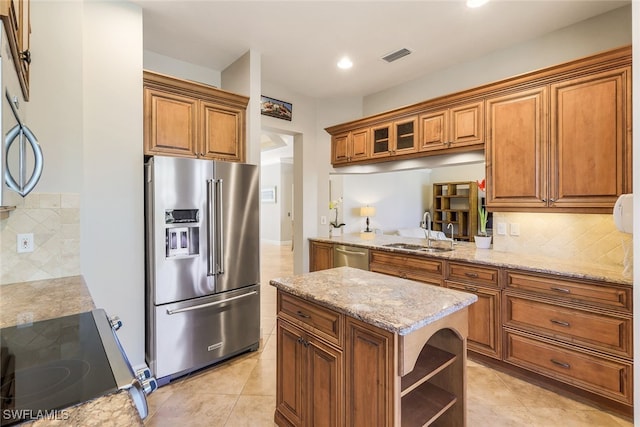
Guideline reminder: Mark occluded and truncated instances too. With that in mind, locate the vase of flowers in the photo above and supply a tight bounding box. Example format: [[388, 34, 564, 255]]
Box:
[[475, 179, 491, 248], [329, 198, 345, 237]]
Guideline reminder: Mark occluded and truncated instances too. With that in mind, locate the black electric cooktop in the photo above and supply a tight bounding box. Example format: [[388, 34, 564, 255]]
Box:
[[0, 312, 119, 426]]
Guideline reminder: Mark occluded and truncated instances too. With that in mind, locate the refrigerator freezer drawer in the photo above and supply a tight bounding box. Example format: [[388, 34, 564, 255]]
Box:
[[150, 285, 260, 382]]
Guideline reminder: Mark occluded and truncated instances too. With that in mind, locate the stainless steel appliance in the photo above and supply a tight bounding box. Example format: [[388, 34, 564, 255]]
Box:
[[334, 244, 369, 270], [0, 309, 156, 426], [0, 22, 42, 209], [144, 156, 260, 385]]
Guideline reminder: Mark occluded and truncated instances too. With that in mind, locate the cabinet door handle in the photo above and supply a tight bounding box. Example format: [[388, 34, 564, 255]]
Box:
[[296, 310, 310, 319], [550, 319, 570, 327], [464, 272, 479, 278], [550, 286, 571, 294], [464, 285, 478, 293], [550, 359, 571, 369]]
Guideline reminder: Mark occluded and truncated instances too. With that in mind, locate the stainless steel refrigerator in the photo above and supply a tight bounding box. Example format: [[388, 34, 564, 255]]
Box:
[[144, 155, 260, 385]]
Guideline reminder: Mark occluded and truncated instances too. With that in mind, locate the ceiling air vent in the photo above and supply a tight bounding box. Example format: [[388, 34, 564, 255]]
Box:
[[381, 48, 412, 63]]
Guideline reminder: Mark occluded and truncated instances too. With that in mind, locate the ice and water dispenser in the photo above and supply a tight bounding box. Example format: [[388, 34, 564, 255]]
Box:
[[165, 209, 200, 257]]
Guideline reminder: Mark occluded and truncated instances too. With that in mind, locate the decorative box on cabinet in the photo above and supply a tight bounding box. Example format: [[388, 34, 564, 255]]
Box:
[[143, 70, 248, 162], [419, 101, 483, 152], [432, 181, 478, 241]]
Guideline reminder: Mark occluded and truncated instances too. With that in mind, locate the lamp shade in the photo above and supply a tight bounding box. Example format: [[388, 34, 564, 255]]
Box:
[[360, 206, 376, 217]]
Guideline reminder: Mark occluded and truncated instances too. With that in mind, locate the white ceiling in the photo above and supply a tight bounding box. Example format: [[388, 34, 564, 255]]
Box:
[[135, 0, 629, 99]]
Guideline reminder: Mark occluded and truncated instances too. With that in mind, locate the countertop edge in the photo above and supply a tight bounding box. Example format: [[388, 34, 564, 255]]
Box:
[[271, 267, 478, 336]]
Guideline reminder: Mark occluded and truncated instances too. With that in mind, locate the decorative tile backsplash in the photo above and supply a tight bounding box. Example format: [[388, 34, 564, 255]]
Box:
[[0, 192, 80, 285], [492, 212, 632, 270]]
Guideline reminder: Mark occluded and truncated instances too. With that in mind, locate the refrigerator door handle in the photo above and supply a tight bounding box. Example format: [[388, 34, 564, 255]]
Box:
[[215, 178, 225, 275], [207, 179, 215, 277], [166, 290, 258, 315]]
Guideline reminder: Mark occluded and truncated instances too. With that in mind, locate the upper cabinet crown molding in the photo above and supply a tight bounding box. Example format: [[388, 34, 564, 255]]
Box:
[[143, 70, 249, 163]]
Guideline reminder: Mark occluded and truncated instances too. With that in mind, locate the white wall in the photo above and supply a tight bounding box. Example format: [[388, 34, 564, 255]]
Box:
[[364, 5, 632, 115], [143, 50, 220, 87], [260, 163, 282, 242], [29, 2, 83, 193], [260, 80, 322, 273], [80, 1, 144, 364]]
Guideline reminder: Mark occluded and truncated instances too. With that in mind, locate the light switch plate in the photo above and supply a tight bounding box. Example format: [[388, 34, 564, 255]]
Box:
[[496, 223, 507, 235], [510, 223, 520, 236]]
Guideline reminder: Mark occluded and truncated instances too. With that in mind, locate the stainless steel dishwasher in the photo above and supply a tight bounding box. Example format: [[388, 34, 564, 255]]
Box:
[[333, 244, 369, 270]]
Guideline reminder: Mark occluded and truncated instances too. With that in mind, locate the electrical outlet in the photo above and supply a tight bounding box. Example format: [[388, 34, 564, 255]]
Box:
[[510, 223, 520, 236], [17, 233, 34, 253], [496, 223, 507, 235], [320, 216, 327, 225]]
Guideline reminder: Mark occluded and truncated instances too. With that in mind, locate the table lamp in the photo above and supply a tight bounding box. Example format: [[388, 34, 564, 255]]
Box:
[[360, 206, 376, 232]]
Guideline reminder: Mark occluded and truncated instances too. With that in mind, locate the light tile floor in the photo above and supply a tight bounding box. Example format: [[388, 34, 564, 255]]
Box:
[[145, 243, 633, 427]]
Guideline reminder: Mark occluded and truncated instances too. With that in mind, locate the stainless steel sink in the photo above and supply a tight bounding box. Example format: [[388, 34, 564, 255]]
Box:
[[382, 243, 453, 252]]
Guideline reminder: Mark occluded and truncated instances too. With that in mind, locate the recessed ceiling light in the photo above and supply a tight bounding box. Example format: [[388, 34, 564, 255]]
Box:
[[467, 0, 489, 8], [337, 57, 353, 70]]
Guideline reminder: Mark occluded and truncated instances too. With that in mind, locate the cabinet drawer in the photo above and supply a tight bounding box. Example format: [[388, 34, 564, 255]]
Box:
[[504, 294, 631, 358], [505, 330, 632, 405], [506, 271, 631, 311], [278, 293, 343, 346], [446, 262, 499, 288], [371, 251, 443, 275]]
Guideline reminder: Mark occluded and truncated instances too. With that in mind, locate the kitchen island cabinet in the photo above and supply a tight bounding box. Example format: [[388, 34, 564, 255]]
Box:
[[271, 267, 476, 426]]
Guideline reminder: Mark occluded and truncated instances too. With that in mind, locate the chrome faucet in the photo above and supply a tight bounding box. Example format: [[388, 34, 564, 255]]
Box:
[[421, 211, 432, 248], [447, 223, 455, 249]]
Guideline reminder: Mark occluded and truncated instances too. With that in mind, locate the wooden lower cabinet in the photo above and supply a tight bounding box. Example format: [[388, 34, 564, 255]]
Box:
[[505, 329, 632, 405], [275, 319, 342, 427], [345, 318, 394, 427], [309, 241, 334, 272], [276, 291, 469, 426], [446, 281, 501, 359]]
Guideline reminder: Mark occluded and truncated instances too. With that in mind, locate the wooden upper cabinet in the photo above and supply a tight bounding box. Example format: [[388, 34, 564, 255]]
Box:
[[143, 70, 249, 162], [370, 116, 418, 159], [331, 128, 369, 165], [200, 100, 245, 161], [144, 87, 199, 157], [486, 86, 548, 209], [487, 64, 631, 212], [420, 101, 484, 152], [550, 67, 631, 209], [0, 0, 31, 100]]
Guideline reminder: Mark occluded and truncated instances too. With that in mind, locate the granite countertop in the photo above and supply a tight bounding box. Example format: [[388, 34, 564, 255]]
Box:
[[311, 234, 632, 286], [1, 276, 143, 426], [0, 276, 95, 329], [270, 266, 477, 335]]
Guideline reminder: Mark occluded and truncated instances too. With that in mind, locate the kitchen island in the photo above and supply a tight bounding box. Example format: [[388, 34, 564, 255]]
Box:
[[270, 266, 477, 426], [0, 276, 143, 426]]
